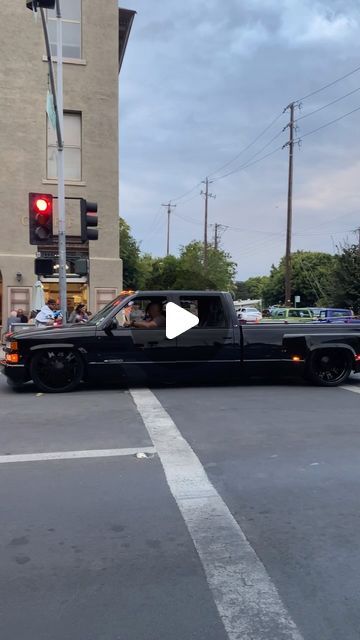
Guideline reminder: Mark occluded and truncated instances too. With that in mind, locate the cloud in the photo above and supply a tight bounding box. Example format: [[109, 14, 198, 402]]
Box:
[[279, 1, 358, 46], [120, 0, 360, 278]]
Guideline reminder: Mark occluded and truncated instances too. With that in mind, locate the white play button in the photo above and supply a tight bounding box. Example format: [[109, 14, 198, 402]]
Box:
[[166, 302, 199, 339]]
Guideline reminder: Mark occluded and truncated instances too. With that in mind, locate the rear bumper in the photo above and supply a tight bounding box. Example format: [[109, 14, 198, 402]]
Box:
[[1, 362, 29, 385]]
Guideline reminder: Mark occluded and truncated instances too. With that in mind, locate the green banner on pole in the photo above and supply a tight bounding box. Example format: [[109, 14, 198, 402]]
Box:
[[46, 91, 57, 130]]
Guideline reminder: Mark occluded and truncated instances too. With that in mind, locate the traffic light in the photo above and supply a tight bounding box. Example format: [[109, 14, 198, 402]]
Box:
[[80, 198, 98, 243], [35, 258, 54, 276], [74, 258, 88, 276], [29, 193, 54, 245], [26, 0, 56, 10]]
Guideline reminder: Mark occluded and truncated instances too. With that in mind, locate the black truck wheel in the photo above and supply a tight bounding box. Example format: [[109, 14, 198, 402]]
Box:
[[30, 349, 84, 393], [305, 349, 352, 386]]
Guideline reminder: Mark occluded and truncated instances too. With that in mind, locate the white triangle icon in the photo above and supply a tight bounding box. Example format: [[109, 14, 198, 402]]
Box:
[[166, 302, 199, 339]]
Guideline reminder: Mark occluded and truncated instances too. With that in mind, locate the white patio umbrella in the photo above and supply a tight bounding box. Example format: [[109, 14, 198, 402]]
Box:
[[32, 280, 45, 311]]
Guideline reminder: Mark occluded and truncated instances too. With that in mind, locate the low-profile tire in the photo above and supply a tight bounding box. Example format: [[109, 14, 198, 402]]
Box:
[[30, 349, 84, 393], [305, 348, 352, 387]]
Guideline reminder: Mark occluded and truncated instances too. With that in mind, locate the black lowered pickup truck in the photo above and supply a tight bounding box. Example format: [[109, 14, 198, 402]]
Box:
[[2, 290, 360, 392]]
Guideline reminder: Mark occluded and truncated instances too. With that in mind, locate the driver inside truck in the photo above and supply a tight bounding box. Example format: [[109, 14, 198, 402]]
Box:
[[129, 301, 166, 329]]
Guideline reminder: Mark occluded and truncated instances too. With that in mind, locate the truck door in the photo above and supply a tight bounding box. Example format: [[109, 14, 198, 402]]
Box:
[[95, 295, 178, 383], [173, 294, 240, 379]]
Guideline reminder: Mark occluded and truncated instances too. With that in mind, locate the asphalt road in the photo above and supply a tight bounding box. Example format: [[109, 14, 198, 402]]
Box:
[[0, 371, 360, 640]]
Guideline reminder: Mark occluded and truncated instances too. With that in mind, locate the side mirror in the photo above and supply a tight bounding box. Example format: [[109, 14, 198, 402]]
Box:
[[106, 318, 119, 331]]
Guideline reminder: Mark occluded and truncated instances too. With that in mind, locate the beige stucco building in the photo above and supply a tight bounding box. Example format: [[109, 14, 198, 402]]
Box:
[[0, 1, 135, 331]]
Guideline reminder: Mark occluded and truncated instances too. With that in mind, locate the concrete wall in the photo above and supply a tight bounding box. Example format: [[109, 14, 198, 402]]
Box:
[[0, 0, 122, 326]]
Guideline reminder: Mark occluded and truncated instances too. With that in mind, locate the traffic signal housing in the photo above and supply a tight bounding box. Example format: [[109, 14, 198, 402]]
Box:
[[29, 193, 54, 245], [80, 198, 98, 243], [35, 258, 54, 276], [26, 0, 56, 10]]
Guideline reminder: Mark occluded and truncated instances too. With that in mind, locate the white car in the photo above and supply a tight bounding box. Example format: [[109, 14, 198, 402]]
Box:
[[237, 307, 262, 322]]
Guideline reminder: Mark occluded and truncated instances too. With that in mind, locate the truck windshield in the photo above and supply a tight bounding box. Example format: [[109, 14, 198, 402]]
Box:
[[87, 294, 133, 326]]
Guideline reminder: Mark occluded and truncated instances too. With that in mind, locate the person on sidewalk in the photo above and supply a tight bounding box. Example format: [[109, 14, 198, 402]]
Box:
[[35, 299, 56, 327]]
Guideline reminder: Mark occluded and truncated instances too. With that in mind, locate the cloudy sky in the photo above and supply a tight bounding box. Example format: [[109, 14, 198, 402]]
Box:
[[119, 0, 360, 279]]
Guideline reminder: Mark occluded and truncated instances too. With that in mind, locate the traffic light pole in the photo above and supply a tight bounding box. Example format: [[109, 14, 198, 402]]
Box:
[[39, 2, 67, 320], [55, 0, 67, 321]]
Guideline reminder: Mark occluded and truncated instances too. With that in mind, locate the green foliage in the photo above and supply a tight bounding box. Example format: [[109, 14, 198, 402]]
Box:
[[136, 242, 236, 291], [119, 218, 141, 289], [262, 251, 336, 306], [174, 241, 237, 291], [244, 276, 270, 300], [120, 217, 237, 292], [330, 244, 360, 312]]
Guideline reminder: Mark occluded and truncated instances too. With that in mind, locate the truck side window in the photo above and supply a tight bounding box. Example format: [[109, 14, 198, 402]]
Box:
[[115, 297, 167, 327], [179, 296, 226, 328]]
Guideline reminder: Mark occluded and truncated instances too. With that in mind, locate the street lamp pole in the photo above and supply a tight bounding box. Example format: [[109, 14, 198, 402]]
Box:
[[54, 0, 67, 320], [38, 2, 67, 320]]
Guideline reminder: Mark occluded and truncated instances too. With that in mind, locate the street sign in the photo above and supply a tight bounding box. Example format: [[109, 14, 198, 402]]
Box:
[[294, 295, 301, 303]]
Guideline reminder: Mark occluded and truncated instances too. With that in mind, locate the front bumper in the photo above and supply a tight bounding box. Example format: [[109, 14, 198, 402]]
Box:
[[1, 362, 29, 385]]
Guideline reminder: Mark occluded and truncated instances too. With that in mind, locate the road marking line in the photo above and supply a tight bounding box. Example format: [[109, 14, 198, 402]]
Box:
[[0, 446, 156, 464], [130, 388, 303, 640], [340, 385, 360, 395]]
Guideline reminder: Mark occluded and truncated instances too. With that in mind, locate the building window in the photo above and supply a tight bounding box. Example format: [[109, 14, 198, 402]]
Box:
[[47, 0, 82, 60], [8, 287, 32, 319], [47, 112, 82, 182]]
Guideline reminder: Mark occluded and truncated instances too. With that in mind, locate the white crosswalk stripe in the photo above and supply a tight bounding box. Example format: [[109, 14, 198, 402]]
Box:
[[130, 388, 304, 640]]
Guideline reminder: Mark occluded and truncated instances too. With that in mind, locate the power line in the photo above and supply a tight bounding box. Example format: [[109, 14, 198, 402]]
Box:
[[295, 63, 360, 103], [213, 142, 284, 182], [167, 112, 285, 202], [296, 86, 360, 122], [177, 192, 201, 206], [174, 211, 202, 226], [170, 181, 203, 203], [213, 129, 284, 182], [207, 111, 285, 178], [294, 104, 360, 143]]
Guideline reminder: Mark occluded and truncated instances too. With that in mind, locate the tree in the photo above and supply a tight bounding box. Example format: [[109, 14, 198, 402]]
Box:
[[138, 255, 180, 290], [119, 218, 141, 289], [262, 251, 336, 306], [234, 281, 249, 300], [244, 276, 269, 300], [330, 244, 360, 312], [174, 241, 237, 291], [119, 219, 237, 292]]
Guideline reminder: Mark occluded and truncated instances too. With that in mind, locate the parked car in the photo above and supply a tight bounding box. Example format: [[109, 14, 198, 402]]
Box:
[[308, 307, 324, 318], [237, 307, 262, 322], [318, 308, 355, 322], [271, 307, 313, 321], [2, 290, 360, 392]]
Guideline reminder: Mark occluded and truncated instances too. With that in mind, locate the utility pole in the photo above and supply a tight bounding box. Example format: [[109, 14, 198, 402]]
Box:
[[161, 202, 176, 256], [283, 102, 295, 306], [201, 177, 216, 268], [212, 223, 228, 250], [354, 227, 360, 254], [214, 223, 219, 250]]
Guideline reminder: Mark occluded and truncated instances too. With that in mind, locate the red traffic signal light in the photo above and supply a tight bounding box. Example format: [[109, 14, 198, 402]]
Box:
[[29, 193, 54, 245]]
